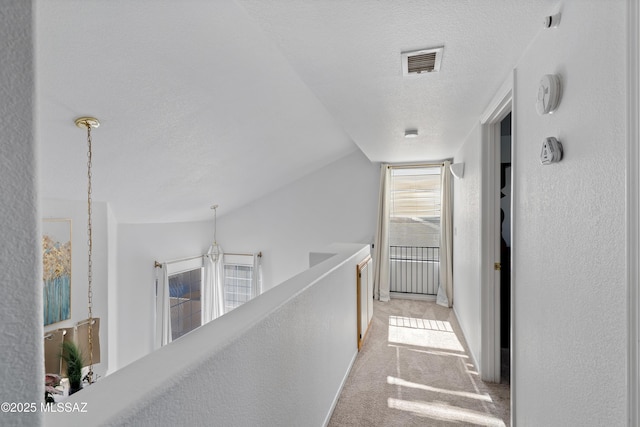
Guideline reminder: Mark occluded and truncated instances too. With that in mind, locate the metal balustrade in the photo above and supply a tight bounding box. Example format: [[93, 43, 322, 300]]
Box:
[[389, 246, 440, 295]]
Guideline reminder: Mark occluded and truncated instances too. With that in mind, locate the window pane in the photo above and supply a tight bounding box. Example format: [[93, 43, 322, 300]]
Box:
[[390, 167, 441, 247], [224, 264, 253, 312], [169, 268, 202, 341]]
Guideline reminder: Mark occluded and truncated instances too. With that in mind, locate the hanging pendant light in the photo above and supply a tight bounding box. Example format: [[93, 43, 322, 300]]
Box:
[[75, 116, 100, 385], [208, 204, 220, 262]]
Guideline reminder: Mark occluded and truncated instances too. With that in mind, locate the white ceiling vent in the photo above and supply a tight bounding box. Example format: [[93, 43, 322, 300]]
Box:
[[401, 47, 444, 76]]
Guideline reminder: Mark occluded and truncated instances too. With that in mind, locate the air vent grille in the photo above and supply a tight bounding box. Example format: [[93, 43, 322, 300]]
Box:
[[402, 47, 444, 76], [408, 52, 437, 73]]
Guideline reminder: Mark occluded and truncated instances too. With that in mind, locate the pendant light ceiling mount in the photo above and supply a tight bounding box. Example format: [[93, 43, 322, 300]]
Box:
[[75, 116, 100, 129]]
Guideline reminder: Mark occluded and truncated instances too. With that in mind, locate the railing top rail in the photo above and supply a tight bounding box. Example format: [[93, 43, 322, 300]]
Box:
[[390, 245, 439, 248], [389, 246, 440, 260]]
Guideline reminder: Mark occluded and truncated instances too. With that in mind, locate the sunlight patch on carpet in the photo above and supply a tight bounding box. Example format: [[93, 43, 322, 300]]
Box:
[[388, 316, 464, 352], [387, 376, 493, 402], [388, 398, 506, 426], [388, 343, 469, 359]]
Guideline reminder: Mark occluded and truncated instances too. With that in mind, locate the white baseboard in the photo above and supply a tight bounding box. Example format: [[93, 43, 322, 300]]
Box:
[[453, 305, 481, 377]]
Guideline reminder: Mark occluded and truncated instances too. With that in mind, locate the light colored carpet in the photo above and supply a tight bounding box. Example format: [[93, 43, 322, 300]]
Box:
[[328, 299, 510, 427]]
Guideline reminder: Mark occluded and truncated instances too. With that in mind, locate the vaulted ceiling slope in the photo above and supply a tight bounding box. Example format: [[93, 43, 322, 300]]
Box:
[[36, 0, 555, 224]]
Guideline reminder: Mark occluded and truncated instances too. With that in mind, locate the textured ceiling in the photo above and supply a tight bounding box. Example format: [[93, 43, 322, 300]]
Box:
[[237, 0, 557, 162], [36, 0, 557, 223]]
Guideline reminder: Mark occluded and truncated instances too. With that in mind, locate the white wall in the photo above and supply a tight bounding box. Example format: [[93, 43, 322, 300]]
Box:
[[453, 3, 628, 424], [42, 199, 110, 380], [115, 149, 379, 369], [46, 244, 369, 427], [512, 2, 626, 425], [216, 149, 379, 289], [107, 204, 119, 374], [116, 219, 212, 369], [0, 2, 42, 426], [452, 123, 482, 369]]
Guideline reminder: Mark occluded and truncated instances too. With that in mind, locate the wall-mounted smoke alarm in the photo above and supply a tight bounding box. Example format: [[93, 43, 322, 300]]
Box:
[[536, 74, 562, 115], [540, 137, 563, 165]]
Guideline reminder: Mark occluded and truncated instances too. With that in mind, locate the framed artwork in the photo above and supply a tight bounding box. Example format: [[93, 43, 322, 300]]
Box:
[[42, 219, 72, 326]]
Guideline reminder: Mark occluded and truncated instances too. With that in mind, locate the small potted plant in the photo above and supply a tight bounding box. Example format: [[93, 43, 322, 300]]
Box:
[[60, 341, 84, 395]]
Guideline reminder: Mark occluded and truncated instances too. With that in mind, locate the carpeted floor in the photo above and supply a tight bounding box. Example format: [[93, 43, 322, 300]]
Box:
[[328, 299, 510, 427]]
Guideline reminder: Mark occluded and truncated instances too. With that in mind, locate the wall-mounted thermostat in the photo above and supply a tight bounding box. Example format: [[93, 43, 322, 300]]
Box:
[[536, 74, 562, 115], [540, 137, 563, 165]]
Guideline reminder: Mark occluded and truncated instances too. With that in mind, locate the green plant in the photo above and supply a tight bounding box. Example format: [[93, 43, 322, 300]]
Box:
[[60, 341, 84, 392]]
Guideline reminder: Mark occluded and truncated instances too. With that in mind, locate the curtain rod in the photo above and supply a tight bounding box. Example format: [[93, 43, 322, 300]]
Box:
[[154, 254, 202, 268], [388, 162, 445, 169], [154, 251, 262, 268], [226, 251, 262, 258]]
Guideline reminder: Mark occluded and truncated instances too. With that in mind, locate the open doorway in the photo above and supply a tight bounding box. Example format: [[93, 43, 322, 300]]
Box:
[[499, 113, 512, 384], [479, 73, 514, 421], [479, 74, 513, 389]]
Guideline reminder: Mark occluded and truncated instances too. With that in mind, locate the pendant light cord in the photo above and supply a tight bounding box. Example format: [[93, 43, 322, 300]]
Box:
[[86, 123, 94, 384]]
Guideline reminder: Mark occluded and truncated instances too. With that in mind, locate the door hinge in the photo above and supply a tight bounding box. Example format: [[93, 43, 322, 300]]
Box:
[[494, 262, 501, 271]]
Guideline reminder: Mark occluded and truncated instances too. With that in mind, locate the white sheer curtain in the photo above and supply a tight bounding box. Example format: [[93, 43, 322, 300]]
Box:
[[155, 263, 172, 349], [252, 253, 263, 297], [202, 244, 225, 324], [373, 164, 391, 302], [437, 160, 453, 307]]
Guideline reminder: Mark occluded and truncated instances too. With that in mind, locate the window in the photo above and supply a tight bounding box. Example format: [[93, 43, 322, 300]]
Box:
[[156, 252, 262, 348], [390, 167, 441, 246], [169, 267, 202, 341], [389, 166, 441, 295], [223, 264, 253, 312], [222, 253, 261, 312], [155, 256, 204, 345]]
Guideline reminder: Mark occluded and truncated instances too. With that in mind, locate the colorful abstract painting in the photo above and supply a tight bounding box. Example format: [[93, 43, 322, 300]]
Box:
[[42, 219, 72, 326]]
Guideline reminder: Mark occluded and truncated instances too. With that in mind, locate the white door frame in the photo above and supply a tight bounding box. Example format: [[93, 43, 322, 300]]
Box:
[[627, 0, 639, 425], [479, 72, 514, 389]]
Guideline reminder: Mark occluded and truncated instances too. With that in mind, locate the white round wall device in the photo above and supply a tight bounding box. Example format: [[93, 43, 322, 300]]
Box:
[[536, 74, 562, 115]]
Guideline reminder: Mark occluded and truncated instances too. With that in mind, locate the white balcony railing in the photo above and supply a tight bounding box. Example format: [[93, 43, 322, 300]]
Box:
[[389, 245, 440, 295]]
